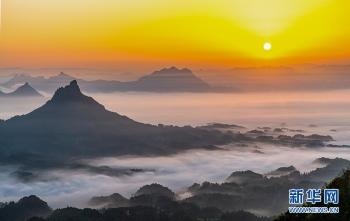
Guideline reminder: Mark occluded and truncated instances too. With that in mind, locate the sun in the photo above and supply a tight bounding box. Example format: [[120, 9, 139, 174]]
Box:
[[263, 42, 272, 51]]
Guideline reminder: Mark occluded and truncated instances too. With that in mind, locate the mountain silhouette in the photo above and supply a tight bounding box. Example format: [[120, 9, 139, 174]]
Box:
[[0, 195, 52, 221], [133, 183, 175, 199], [0, 81, 232, 168], [9, 83, 42, 97], [88, 193, 130, 208], [48, 80, 103, 105], [1, 194, 269, 221], [0, 67, 211, 93], [0, 83, 42, 97], [131, 67, 210, 92]]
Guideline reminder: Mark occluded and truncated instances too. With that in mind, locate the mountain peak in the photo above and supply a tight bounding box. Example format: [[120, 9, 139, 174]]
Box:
[[50, 80, 82, 102], [58, 72, 72, 78], [18, 195, 47, 206], [60, 80, 80, 92], [157, 66, 192, 74], [20, 82, 35, 90], [7, 82, 42, 97], [69, 79, 79, 88], [141, 67, 196, 79], [135, 66, 210, 92], [48, 80, 104, 109], [134, 183, 175, 199]]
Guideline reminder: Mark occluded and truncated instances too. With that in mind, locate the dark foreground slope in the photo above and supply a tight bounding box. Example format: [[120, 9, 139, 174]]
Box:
[[0, 196, 269, 221], [0, 196, 52, 221], [38, 206, 269, 221], [0, 80, 232, 168]]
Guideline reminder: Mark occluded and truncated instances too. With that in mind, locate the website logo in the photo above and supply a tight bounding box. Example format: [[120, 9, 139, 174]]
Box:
[[288, 188, 339, 214]]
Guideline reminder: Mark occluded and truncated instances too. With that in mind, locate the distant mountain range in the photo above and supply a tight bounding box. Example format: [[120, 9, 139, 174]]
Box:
[[0, 67, 212, 93], [0, 83, 42, 97]]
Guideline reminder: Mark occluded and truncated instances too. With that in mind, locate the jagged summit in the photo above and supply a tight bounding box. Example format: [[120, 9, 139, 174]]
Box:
[[48, 80, 101, 107], [51, 80, 81, 100]]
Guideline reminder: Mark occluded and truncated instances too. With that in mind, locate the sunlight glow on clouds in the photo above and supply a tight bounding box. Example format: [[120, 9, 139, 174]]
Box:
[[0, 0, 350, 69]]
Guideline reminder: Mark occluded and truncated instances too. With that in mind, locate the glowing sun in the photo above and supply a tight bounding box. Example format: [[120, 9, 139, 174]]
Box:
[[263, 42, 272, 51]]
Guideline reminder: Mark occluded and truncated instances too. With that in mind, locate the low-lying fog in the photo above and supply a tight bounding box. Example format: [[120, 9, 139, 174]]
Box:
[[1, 90, 350, 208]]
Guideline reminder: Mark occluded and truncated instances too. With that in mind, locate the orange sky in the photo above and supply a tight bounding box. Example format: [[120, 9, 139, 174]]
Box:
[[1, 0, 350, 72]]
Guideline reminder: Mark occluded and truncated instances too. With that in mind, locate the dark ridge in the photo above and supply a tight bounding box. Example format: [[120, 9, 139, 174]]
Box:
[[0, 195, 52, 221], [134, 183, 176, 199], [48, 80, 102, 107], [88, 193, 130, 208]]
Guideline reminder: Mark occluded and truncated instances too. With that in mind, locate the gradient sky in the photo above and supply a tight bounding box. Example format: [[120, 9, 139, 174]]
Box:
[[1, 0, 350, 71]]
